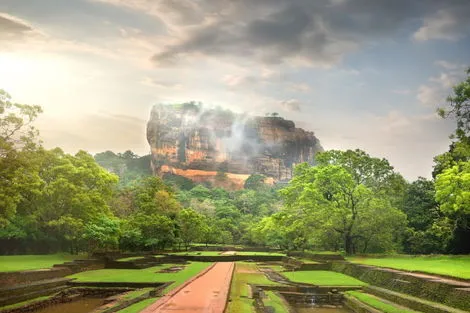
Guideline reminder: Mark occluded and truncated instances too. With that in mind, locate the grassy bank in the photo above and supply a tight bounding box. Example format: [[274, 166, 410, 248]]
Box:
[[346, 291, 419, 313], [0, 254, 83, 272], [69, 262, 212, 293], [348, 255, 470, 279], [282, 270, 366, 286]]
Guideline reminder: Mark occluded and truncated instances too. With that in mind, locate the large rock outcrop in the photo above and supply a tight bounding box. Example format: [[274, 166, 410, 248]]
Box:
[[147, 103, 323, 188]]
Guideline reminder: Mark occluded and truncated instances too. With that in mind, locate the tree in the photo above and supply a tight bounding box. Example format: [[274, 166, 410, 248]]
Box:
[[244, 174, 267, 190], [177, 209, 203, 249], [438, 67, 470, 140], [0, 89, 42, 225], [435, 161, 470, 216], [403, 178, 440, 231], [83, 215, 120, 252], [279, 161, 406, 254], [434, 68, 470, 253], [130, 213, 175, 251], [1, 148, 119, 253], [133, 176, 181, 216]]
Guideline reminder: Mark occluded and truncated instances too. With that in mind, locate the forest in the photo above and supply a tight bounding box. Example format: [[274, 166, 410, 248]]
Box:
[[1, 69, 469, 256]]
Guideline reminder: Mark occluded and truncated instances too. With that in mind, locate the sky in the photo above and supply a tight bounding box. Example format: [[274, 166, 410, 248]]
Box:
[[1, 0, 469, 180]]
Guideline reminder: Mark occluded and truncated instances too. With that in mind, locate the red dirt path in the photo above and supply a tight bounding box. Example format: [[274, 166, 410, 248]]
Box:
[[140, 262, 235, 313]]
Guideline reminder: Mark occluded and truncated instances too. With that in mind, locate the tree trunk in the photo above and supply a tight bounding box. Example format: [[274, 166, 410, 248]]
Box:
[[344, 233, 353, 255]]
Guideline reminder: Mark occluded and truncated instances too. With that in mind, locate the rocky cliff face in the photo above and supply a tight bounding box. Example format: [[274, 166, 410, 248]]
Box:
[[147, 103, 323, 187]]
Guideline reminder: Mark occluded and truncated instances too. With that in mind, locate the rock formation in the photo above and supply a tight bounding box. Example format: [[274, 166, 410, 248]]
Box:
[[147, 103, 323, 188]]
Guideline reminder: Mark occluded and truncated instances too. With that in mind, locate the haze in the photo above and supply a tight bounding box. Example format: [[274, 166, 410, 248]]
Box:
[[1, 0, 469, 180]]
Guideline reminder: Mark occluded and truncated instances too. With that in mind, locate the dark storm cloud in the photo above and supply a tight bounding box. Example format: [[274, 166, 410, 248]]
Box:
[[150, 0, 470, 66]]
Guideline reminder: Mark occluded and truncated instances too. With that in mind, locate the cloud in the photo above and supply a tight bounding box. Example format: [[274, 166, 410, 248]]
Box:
[[222, 74, 257, 88], [280, 99, 302, 112], [85, 0, 470, 68], [434, 60, 460, 70], [0, 12, 36, 44], [417, 62, 467, 106], [141, 77, 182, 89], [141, 1, 426, 67], [288, 83, 312, 92], [413, 2, 470, 41], [417, 84, 439, 106], [392, 89, 412, 95]]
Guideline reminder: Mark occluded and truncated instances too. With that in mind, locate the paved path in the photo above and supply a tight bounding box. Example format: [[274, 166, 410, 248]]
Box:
[[141, 262, 234, 313]]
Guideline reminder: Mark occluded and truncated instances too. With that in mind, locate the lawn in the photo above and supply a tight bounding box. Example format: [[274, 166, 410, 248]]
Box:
[[347, 255, 470, 279], [226, 262, 283, 313], [0, 254, 84, 272], [69, 262, 212, 293], [346, 291, 419, 313], [282, 270, 366, 286], [168, 251, 222, 256], [235, 252, 286, 256]]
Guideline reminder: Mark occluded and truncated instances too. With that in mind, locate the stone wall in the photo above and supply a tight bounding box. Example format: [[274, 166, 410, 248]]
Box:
[[331, 262, 470, 311], [0, 268, 72, 287]]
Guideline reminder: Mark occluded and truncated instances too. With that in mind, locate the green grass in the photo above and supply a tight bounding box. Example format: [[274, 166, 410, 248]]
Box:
[[264, 291, 289, 313], [69, 262, 212, 294], [116, 297, 158, 313], [168, 251, 222, 256], [0, 254, 84, 272], [235, 252, 286, 256], [226, 262, 283, 313], [116, 256, 145, 262], [347, 255, 470, 279], [282, 270, 367, 286], [346, 291, 418, 313]]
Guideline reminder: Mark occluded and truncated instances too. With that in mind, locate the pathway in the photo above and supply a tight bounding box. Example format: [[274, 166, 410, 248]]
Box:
[[140, 262, 234, 313]]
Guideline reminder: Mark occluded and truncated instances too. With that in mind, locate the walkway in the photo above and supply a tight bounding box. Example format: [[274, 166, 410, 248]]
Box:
[[141, 262, 235, 313]]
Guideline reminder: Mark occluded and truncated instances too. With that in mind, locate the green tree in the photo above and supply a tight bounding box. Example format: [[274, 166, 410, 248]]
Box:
[[244, 174, 267, 190], [280, 162, 406, 254], [435, 161, 470, 216], [177, 209, 203, 249], [133, 176, 181, 216], [438, 67, 470, 139], [434, 68, 470, 253], [130, 213, 175, 251], [403, 178, 440, 231], [0, 89, 42, 225], [83, 215, 120, 252]]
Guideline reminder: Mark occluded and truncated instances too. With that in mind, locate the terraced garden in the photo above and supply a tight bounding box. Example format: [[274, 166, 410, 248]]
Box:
[[2, 252, 470, 313]]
